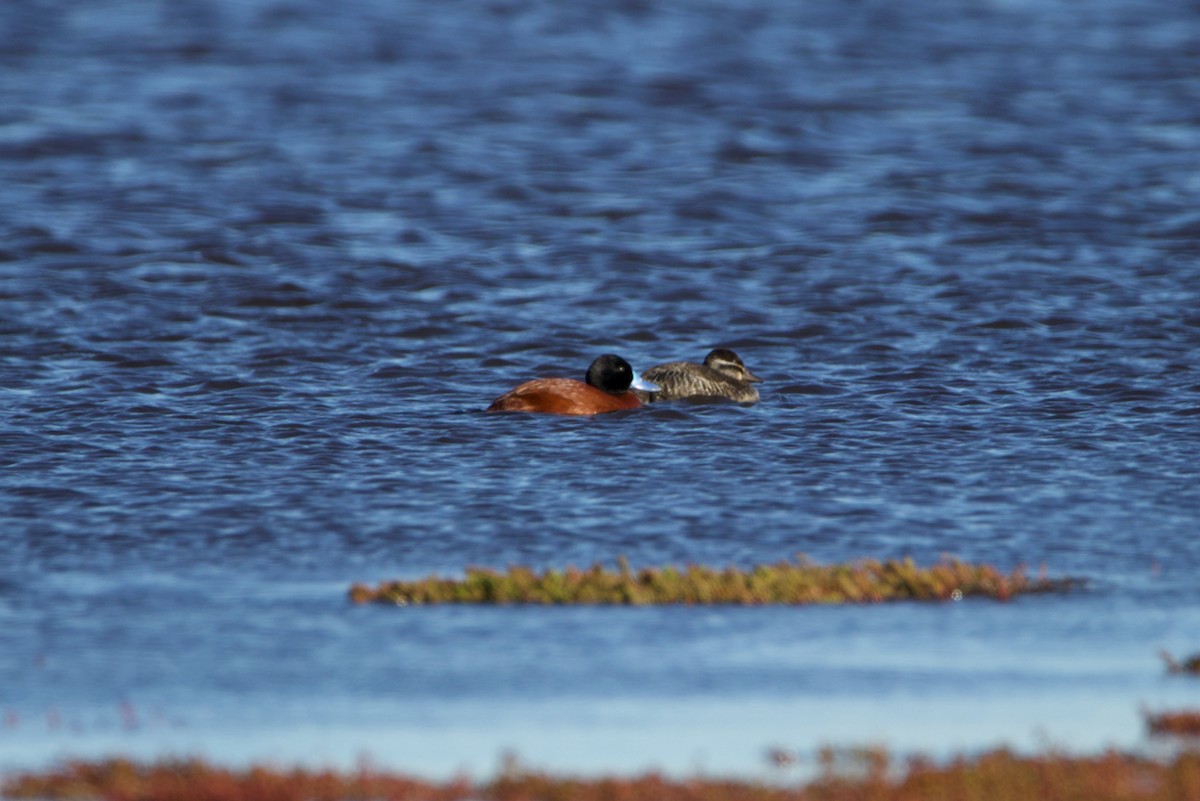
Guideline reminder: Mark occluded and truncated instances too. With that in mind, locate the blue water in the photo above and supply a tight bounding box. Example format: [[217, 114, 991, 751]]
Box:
[[3, 0, 1200, 781]]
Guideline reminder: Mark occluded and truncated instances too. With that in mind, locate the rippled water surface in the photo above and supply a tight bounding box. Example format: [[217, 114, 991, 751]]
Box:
[[3, 0, 1200, 779]]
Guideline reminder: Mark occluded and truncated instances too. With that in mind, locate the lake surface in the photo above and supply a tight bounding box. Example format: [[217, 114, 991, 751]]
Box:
[[2, 0, 1199, 781]]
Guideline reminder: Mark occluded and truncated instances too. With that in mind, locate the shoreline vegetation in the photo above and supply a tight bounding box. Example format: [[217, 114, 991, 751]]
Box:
[[348, 557, 1079, 606], [6, 747, 1200, 801], [1161, 651, 1200, 676], [1147, 710, 1200, 737]]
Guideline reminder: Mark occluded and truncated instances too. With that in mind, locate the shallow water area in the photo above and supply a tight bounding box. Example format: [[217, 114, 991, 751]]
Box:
[[3, 0, 1200, 782]]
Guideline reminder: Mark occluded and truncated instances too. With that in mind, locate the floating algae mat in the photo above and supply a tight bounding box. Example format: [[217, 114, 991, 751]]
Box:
[[349, 557, 1078, 606]]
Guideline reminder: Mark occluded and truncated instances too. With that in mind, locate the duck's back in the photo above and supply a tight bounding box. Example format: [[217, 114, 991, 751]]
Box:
[[641, 362, 760, 402], [487, 378, 643, 415]]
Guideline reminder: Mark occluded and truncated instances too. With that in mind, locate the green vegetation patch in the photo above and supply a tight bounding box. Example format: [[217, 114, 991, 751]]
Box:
[[348, 556, 1078, 606]]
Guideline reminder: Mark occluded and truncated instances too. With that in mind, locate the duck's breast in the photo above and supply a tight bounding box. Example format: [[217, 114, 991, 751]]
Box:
[[487, 378, 642, 415]]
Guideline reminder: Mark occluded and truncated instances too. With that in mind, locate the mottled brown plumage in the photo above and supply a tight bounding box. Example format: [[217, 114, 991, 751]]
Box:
[[634, 348, 762, 403]]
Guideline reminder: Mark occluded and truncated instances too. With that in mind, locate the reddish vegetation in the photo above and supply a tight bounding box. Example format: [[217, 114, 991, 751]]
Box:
[[0, 759, 468, 801], [1162, 651, 1200, 675], [6, 749, 1200, 801], [1147, 710, 1200, 737]]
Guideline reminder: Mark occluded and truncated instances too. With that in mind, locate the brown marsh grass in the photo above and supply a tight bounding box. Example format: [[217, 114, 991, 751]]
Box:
[[1147, 710, 1200, 738], [5, 749, 1200, 801], [1162, 651, 1200, 676]]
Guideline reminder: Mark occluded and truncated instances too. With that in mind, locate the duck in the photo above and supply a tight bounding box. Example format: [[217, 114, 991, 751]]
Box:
[[632, 348, 762, 403], [486, 354, 659, 415]]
